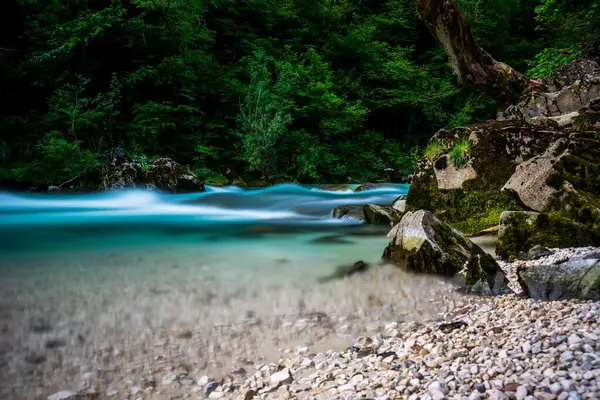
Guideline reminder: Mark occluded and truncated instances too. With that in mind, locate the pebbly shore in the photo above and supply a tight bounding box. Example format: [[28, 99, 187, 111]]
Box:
[[34, 246, 600, 400]]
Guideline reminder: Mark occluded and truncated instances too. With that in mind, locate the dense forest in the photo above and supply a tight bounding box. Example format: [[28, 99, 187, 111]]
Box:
[[0, 0, 598, 187]]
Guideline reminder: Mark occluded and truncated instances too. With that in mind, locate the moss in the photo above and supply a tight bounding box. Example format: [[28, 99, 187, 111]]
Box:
[[407, 171, 524, 235], [496, 212, 595, 260]]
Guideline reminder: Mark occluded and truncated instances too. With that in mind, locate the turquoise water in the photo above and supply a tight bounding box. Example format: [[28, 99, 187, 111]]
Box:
[[0, 183, 408, 257]]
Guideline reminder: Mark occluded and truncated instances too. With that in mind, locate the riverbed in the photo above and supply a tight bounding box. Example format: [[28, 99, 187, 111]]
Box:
[[0, 184, 483, 399]]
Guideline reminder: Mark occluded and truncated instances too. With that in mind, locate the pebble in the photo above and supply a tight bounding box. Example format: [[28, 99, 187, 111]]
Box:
[[47, 391, 77, 400], [270, 368, 293, 386]]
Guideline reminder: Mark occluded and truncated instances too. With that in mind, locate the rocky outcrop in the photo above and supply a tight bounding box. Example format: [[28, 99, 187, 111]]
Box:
[[383, 210, 509, 295], [332, 205, 365, 221], [496, 211, 594, 260], [363, 204, 403, 226], [518, 258, 600, 301], [502, 58, 600, 121], [100, 149, 205, 192], [407, 58, 600, 248]]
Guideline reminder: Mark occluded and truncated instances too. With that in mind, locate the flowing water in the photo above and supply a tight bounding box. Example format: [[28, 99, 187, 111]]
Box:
[[0, 184, 483, 399]]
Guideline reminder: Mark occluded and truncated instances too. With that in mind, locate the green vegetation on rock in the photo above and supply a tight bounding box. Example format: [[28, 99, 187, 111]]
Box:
[[449, 137, 472, 167], [496, 211, 594, 260], [423, 140, 445, 161]]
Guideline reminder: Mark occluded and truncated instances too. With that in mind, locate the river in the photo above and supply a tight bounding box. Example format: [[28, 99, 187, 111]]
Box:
[[0, 184, 482, 399]]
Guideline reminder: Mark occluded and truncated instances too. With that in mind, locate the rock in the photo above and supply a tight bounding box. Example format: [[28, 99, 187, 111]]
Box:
[[143, 157, 205, 193], [44, 338, 67, 349], [407, 115, 600, 243], [383, 210, 509, 295], [270, 368, 293, 386], [363, 204, 403, 226], [432, 154, 478, 189], [525, 245, 553, 260], [354, 183, 377, 192], [319, 184, 351, 191], [392, 195, 407, 212], [24, 351, 46, 364], [496, 211, 594, 260], [203, 380, 220, 396], [517, 258, 600, 300], [100, 151, 205, 192], [318, 260, 371, 283], [47, 185, 61, 192], [332, 205, 364, 221], [502, 138, 570, 212], [174, 329, 193, 339], [504, 59, 600, 119], [48, 391, 77, 400], [439, 321, 468, 333]]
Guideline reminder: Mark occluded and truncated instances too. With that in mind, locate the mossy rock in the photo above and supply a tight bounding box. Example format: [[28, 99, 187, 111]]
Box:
[[383, 210, 509, 295], [407, 121, 600, 243], [363, 204, 403, 226], [496, 211, 594, 260]]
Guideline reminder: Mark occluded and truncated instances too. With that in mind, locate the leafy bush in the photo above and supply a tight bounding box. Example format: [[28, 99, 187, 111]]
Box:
[[33, 132, 99, 185], [450, 137, 472, 167], [423, 140, 445, 161]]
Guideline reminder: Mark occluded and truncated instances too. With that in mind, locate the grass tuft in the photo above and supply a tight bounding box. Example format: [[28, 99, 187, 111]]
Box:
[[449, 137, 471, 167], [423, 140, 445, 161]]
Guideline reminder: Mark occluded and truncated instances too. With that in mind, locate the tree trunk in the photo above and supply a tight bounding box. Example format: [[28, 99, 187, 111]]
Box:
[[416, 0, 534, 104]]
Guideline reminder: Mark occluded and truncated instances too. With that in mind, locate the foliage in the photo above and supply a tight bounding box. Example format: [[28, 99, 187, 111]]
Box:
[[449, 137, 472, 167], [423, 140, 445, 161], [528, 0, 600, 77], [0, 0, 598, 186]]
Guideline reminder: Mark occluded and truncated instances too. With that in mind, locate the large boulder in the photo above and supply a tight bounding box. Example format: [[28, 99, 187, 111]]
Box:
[[382, 210, 509, 295], [100, 150, 205, 192], [363, 204, 403, 226], [518, 258, 600, 301], [407, 118, 600, 242], [496, 211, 594, 260], [407, 57, 600, 246]]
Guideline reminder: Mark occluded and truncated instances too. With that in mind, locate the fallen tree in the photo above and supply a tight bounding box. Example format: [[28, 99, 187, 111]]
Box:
[[415, 0, 539, 104]]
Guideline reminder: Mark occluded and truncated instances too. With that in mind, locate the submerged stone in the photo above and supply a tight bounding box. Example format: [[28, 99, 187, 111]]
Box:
[[354, 182, 377, 192], [518, 258, 600, 300], [383, 210, 509, 295], [332, 205, 365, 221], [318, 260, 371, 283]]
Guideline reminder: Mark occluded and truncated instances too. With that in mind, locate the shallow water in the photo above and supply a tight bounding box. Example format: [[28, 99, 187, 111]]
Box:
[[0, 183, 406, 256], [5, 184, 461, 399]]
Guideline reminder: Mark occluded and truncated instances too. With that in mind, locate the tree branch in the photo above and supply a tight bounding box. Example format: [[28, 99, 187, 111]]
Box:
[[416, 0, 534, 104]]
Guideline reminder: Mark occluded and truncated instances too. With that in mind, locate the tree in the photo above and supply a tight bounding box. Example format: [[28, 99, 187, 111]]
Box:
[[415, 0, 534, 103]]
